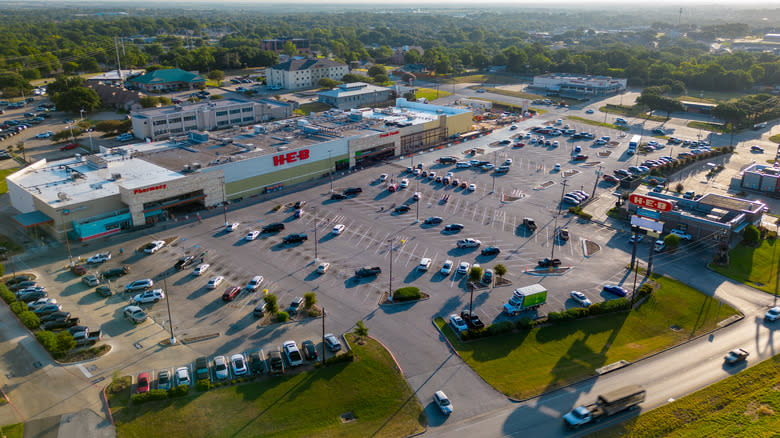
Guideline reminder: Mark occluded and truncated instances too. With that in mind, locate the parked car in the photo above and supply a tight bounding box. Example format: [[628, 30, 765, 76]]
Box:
[[724, 348, 749, 364], [765, 306, 780, 322], [456, 261, 471, 275], [102, 266, 130, 278], [603, 285, 628, 297], [324, 333, 342, 352], [16, 290, 47, 302], [449, 314, 468, 332], [40, 311, 70, 323], [123, 305, 148, 323], [231, 354, 248, 376], [283, 341, 303, 367], [144, 240, 165, 254], [125, 279, 153, 292], [261, 222, 285, 233], [286, 296, 304, 315], [394, 205, 410, 213], [302, 340, 318, 361], [332, 224, 346, 235], [136, 372, 150, 394], [481, 269, 494, 285], [86, 252, 111, 264], [481, 246, 500, 256], [193, 263, 210, 275], [246, 275, 264, 291], [245, 230, 260, 241], [81, 275, 100, 287], [96, 285, 113, 297], [175, 367, 191, 386], [316, 262, 330, 274], [207, 276, 225, 289], [132, 289, 164, 304], [248, 352, 264, 374], [460, 310, 485, 329], [157, 370, 171, 390], [282, 233, 308, 244], [42, 317, 78, 330], [444, 223, 464, 232], [433, 390, 453, 415], [570, 291, 592, 307], [424, 216, 443, 225], [440, 260, 454, 275], [670, 229, 692, 241], [355, 266, 382, 277], [558, 228, 570, 241], [222, 286, 241, 301], [225, 222, 240, 232], [457, 238, 481, 248]]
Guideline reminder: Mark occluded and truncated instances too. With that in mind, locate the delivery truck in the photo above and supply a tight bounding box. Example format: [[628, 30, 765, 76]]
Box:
[[563, 385, 646, 429], [503, 284, 547, 315]]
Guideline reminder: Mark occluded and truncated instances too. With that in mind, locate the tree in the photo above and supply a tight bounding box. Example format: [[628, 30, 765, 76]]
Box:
[[47, 76, 86, 94], [494, 264, 507, 280], [743, 225, 760, 246], [264, 293, 278, 314], [354, 320, 368, 340], [318, 78, 340, 88], [468, 266, 483, 286], [15, 142, 25, 162], [372, 73, 389, 84], [675, 182, 684, 193], [368, 65, 387, 78], [51, 87, 100, 113], [304, 292, 317, 308], [281, 41, 298, 56], [403, 48, 421, 65], [275, 311, 289, 322], [207, 70, 224, 83], [56, 331, 76, 353], [663, 233, 681, 250]]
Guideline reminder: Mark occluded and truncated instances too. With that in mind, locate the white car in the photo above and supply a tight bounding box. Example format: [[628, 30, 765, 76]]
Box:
[[570, 291, 592, 307], [86, 252, 111, 264], [332, 224, 346, 235], [553, 163, 561, 172], [765, 306, 780, 322], [207, 275, 224, 289], [449, 314, 468, 332], [245, 230, 260, 241], [654, 239, 665, 253], [125, 279, 153, 292], [231, 353, 248, 376], [246, 275, 264, 291], [434, 390, 453, 415], [213, 355, 229, 379], [193, 263, 210, 276], [457, 238, 481, 248], [670, 229, 692, 241], [144, 240, 165, 254], [283, 340, 303, 367], [418, 257, 432, 271], [175, 367, 191, 386], [456, 261, 471, 275], [133, 289, 165, 304], [400, 178, 409, 188], [379, 173, 388, 182], [317, 262, 331, 274], [504, 158, 513, 165], [440, 260, 453, 275], [123, 305, 148, 323], [468, 183, 476, 191], [35, 131, 54, 139], [225, 222, 239, 232], [28, 298, 57, 311]]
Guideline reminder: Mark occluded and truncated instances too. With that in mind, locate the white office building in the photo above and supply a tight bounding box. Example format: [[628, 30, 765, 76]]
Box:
[[266, 59, 349, 90]]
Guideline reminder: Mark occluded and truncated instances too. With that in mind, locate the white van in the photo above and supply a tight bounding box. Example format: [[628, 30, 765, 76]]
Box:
[[456, 161, 471, 168], [418, 258, 432, 271]]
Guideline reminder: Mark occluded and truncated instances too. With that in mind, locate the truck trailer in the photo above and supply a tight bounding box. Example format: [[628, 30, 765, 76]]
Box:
[[503, 284, 547, 315], [563, 385, 646, 429]]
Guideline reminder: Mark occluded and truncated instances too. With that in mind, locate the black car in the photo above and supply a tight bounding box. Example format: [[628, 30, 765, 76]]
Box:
[[301, 340, 318, 361], [9, 281, 37, 292], [101, 266, 130, 278], [282, 233, 308, 244], [443, 223, 464, 232], [174, 256, 195, 270], [17, 290, 47, 302], [287, 296, 304, 316], [344, 187, 362, 196], [481, 246, 501, 256], [5, 275, 33, 286], [262, 222, 285, 233], [424, 216, 443, 225], [355, 266, 382, 278], [40, 311, 70, 323], [247, 351, 264, 374], [460, 310, 485, 330], [293, 200, 306, 209], [538, 258, 562, 268], [42, 317, 79, 330], [394, 205, 410, 213], [330, 193, 348, 200]]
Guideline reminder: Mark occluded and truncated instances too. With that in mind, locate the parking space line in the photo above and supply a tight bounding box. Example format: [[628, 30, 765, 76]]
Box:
[[405, 243, 418, 265]]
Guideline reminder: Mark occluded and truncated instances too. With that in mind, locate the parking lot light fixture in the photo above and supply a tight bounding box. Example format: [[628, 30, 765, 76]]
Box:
[[163, 275, 176, 345], [387, 238, 394, 301]]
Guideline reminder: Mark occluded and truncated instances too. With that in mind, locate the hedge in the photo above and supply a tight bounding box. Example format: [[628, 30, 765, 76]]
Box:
[[9, 301, 27, 315], [168, 384, 189, 397], [196, 379, 211, 392], [0, 285, 16, 304], [35, 331, 58, 353], [19, 311, 40, 329], [393, 286, 421, 302], [314, 351, 355, 368], [275, 311, 289, 322], [131, 389, 168, 404]]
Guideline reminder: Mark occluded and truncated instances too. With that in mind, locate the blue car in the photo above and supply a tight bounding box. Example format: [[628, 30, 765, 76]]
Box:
[[603, 285, 628, 297]]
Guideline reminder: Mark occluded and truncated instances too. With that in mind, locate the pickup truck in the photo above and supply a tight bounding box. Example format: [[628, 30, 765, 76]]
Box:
[[523, 218, 537, 231], [195, 356, 210, 381], [537, 258, 562, 268], [73, 329, 102, 347], [503, 284, 548, 315], [563, 385, 645, 429], [268, 350, 285, 375], [282, 233, 308, 244], [355, 266, 382, 278]]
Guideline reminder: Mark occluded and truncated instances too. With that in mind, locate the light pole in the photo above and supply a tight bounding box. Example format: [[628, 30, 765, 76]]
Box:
[[67, 122, 76, 144], [551, 179, 568, 261], [491, 150, 497, 194], [163, 275, 176, 344], [313, 207, 319, 261], [416, 180, 420, 222], [79, 108, 85, 121], [387, 237, 395, 301], [220, 175, 228, 225], [328, 150, 333, 193], [61, 210, 73, 266]]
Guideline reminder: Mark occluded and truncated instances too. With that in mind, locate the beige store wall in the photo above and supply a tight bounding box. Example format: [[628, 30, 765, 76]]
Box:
[[224, 154, 348, 199], [40, 194, 126, 240]]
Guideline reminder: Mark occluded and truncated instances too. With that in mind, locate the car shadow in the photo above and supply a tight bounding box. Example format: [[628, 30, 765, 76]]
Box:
[[59, 283, 87, 297], [194, 298, 224, 318], [225, 312, 256, 336], [447, 247, 477, 256], [373, 190, 392, 201], [403, 269, 425, 284], [344, 276, 377, 288], [232, 239, 252, 247], [187, 286, 212, 300]]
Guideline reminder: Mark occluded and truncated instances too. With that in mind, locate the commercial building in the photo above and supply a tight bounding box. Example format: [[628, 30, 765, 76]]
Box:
[[680, 100, 717, 114], [266, 59, 349, 90], [87, 69, 144, 86], [8, 99, 472, 242], [261, 38, 312, 55], [127, 68, 206, 92], [130, 98, 294, 141], [317, 82, 394, 110], [531, 73, 627, 98], [739, 163, 780, 195], [627, 191, 764, 242]]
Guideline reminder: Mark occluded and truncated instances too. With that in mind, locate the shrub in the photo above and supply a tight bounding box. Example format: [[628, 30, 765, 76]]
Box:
[[516, 317, 535, 330], [131, 392, 149, 403], [664, 233, 681, 250], [675, 182, 684, 193], [148, 389, 168, 401], [0, 285, 14, 304], [275, 311, 289, 322], [304, 292, 317, 308], [35, 331, 58, 352], [168, 384, 189, 397], [393, 286, 421, 301], [230, 379, 237, 385], [10, 301, 27, 315], [0, 263, 4, 276], [19, 311, 40, 329], [323, 351, 354, 366], [307, 308, 322, 317], [743, 225, 760, 246], [461, 327, 488, 340], [264, 294, 278, 314], [56, 331, 76, 353], [589, 298, 631, 315], [196, 379, 211, 392], [486, 321, 514, 336], [638, 284, 654, 298]]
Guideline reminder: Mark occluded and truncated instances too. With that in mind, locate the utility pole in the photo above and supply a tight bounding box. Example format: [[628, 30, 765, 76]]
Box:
[[491, 150, 497, 193], [313, 208, 318, 261], [321, 307, 326, 366], [551, 179, 568, 261], [114, 36, 122, 76], [163, 275, 176, 344], [591, 165, 603, 199], [629, 225, 639, 270], [62, 211, 73, 266], [388, 238, 394, 301], [647, 239, 655, 277], [416, 180, 420, 222], [631, 258, 640, 306], [220, 175, 228, 225], [328, 150, 333, 193]]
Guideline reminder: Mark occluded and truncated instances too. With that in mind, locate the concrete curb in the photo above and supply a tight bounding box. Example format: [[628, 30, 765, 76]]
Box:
[[378, 292, 430, 307], [100, 385, 115, 426], [368, 335, 404, 377]]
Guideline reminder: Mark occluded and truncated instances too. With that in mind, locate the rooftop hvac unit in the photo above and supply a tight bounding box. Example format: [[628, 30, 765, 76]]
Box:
[[57, 192, 69, 201], [69, 173, 80, 180], [191, 162, 202, 170], [182, 164, 192, 173], [111, 173, 122, 180]]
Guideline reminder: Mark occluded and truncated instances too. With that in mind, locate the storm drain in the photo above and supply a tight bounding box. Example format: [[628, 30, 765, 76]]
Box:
[[340, 412, 356, 423], [670, 325, 682, 332]]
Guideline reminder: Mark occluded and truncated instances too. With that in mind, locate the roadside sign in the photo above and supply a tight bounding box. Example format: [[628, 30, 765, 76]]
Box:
[[629, 194, 672, 212], [636, 208, 661, 220]]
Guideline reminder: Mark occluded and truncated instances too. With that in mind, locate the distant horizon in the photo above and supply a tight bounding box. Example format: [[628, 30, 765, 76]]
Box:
[[2, 0, 780, 5]]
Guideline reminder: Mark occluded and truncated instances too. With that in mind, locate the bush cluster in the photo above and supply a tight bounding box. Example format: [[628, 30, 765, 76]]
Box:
[[637, 284, 654, 299], [460, 321, 515, 340], [0, 285, 16, 304], [393, 286, 421, 302], [568, 206, 593, 220], [195, 379, 211, 392], [131, 389, 169, 404], [19, 311, 40, 329], [168, 384, 189, 398], [275, 311, 289, 322], [10, 301, 27, 314], [315, 351, 355, 368]]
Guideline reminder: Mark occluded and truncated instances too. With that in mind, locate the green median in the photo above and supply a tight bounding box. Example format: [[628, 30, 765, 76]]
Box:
[[109, 335, 424, 438], [567, 115, 630, 131], [434, 275, 737, 399], [710, 238, 780, 295], [591, 353, 780, 438]]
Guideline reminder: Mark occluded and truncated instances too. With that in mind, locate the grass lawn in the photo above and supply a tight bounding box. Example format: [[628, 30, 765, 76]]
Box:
[[416, 87, 452, 101], [435, 275, 737, 399], [591, 353, 780, 438], [109, 335, 424, 438], [434, 74, 518, 85], [687, 121, 728, 133], [599, 104, 667, 123], [0, 234, 23, 254], [769, 134, 780, 143], [710, 240, 780, 294], [475, 86, 544, 101], [567, 116, 630, 132], [0, 423, 23, 438], [296, 102, 331, 115], [0, 168, 19, 194]]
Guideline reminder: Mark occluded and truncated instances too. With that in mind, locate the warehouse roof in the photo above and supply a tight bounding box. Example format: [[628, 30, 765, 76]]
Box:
[[270, 59, 346, 72], [128, 68, 205, 85]]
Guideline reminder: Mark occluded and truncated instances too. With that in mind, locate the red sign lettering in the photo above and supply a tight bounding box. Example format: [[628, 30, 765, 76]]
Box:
[[379, 130, 399, 138], [133, 184, 167, 195], [273, 149, 310, 166], [629, 194, 672, 212]]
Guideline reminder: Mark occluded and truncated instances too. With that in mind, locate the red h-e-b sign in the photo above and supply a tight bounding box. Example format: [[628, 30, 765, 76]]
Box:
[[629, 194, 672, 212], [273, 149, 310, 166]]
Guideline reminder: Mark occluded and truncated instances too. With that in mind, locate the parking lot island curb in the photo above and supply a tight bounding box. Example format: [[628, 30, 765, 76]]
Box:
[[378, 292, 430, 307], [367, 335, 404, 377], [100, 385, 115, 426]]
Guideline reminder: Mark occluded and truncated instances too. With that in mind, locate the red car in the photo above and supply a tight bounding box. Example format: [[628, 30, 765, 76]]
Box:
[[136, 372, 150, 394], [222, 286, 241, 301], [572, 154, 588, 161], [60, 143, 79, 151], [513, 142, 525, 147], [602, 174, 620, 184]]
